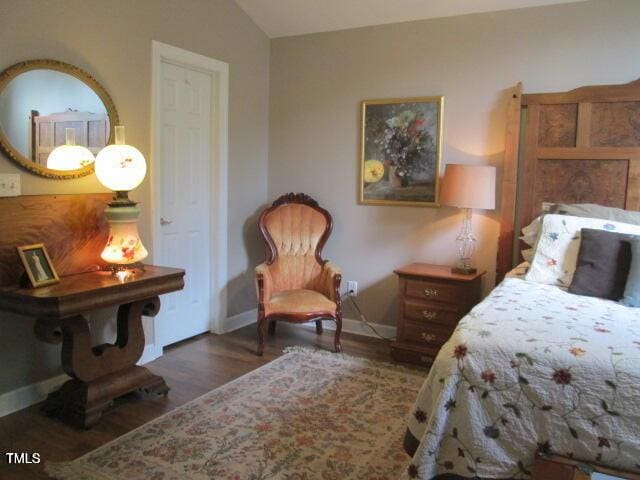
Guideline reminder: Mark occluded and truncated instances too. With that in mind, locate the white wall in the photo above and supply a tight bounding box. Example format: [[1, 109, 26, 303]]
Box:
[[269, 0, 640, 326]]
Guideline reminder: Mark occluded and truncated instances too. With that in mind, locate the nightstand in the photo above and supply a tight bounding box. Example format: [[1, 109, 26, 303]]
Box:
[[390, 263, 485, 367]]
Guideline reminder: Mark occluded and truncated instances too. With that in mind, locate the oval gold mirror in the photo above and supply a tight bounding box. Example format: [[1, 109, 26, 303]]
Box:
[[0, 59, 119, 179]]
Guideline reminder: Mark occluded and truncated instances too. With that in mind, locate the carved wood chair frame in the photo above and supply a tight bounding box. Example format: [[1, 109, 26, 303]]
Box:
[[255, 193, 342, 355]]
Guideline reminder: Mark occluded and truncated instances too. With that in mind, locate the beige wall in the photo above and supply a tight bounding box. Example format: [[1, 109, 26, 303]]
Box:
[[269, 0, 640, 326], [0, 0, 269, 394]]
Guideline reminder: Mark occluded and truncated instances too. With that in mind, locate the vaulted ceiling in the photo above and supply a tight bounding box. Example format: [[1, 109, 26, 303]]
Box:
[[235, 0, 589, 38]]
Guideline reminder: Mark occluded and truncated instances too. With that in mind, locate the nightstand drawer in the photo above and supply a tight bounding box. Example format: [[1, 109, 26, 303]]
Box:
[[402, 299, 460, 326], [390, 343, 436, 367], [403, 278, 464, 304], [401, 321, 454, 349]]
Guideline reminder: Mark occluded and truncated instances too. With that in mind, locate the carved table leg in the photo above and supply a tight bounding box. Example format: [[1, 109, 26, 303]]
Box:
[[41, 297, 168, 429]]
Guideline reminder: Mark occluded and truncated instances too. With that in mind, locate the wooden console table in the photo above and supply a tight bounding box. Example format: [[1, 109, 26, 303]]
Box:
[[0, 265, 184, 428]]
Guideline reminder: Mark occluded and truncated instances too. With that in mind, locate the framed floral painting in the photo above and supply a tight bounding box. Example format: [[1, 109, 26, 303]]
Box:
[[360, 97, 443, 206]]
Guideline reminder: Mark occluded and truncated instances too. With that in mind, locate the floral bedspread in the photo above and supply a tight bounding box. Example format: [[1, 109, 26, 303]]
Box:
[[402, 277, 640, 480]]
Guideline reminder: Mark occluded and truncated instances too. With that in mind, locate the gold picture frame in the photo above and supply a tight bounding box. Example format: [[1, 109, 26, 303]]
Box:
[[360, 96, 444, 207], [17, 243, 60, 288], [0, 59, 119, 180]]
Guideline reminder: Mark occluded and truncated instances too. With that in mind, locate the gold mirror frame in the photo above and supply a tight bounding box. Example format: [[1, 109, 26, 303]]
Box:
[[0, 59, 119, 179]]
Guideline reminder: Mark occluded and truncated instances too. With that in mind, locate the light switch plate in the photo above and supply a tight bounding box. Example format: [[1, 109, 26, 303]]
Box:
[[0, 174, 21, 197]]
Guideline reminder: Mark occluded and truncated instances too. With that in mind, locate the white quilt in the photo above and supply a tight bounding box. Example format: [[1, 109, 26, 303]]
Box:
[[402, 277, 640, 479]]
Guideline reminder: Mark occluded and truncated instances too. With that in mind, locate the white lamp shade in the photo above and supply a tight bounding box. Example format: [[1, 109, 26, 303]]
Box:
[[47, 145, 95, 170], [95, 126, 146, 192], [46, 128, 95, 170], [95, 144, 146, 191], [440, 164, 496, 210]]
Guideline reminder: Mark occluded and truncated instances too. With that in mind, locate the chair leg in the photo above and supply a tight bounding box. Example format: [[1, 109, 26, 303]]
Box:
[[268, 320, 276, 335], [334, 314, 342, 353], [257, 313, 267, 356], [315, 320, 323, 334]]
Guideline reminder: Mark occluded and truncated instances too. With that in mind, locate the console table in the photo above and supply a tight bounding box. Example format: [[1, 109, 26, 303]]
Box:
[[0, 265, 185, 428]]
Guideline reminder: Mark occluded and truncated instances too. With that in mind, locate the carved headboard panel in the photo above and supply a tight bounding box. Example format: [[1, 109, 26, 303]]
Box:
[[32, 109, 110, 166], [497, 79, 640, 282]]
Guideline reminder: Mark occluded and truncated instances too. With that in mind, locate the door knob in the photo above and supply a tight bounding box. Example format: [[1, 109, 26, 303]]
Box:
[[160, 217, 173, 226]]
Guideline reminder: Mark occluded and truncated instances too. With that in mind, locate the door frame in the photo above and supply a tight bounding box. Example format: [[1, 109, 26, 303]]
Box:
[[150, 40, 229, 340]]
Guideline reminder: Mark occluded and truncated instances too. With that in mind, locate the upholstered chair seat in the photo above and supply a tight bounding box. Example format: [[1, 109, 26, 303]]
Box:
[[263, 289, 337, 316], [255, 193, 342, 355]]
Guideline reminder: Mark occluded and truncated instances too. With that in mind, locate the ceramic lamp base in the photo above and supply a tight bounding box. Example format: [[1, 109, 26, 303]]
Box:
[[101, 204, 149, 265]]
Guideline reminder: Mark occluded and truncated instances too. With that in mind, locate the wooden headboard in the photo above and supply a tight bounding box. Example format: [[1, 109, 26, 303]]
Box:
[[497, 78, 640, 282], [31, 109, 110, 165]]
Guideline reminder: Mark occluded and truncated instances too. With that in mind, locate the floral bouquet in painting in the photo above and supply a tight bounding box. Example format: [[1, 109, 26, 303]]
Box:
[[361, 98, 442, 205], [375, 109, 434, 187]]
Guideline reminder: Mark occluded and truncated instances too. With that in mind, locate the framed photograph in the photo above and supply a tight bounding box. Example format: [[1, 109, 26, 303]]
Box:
[[360, 96, 443, 206], [17, 243, 60, 288]]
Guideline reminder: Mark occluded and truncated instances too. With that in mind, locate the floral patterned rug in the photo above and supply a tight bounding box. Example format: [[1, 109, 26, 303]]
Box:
[[46, 347, 425, 480]]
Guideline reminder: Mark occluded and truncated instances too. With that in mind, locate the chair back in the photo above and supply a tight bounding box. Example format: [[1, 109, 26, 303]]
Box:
[[259, 193, 332, 292]]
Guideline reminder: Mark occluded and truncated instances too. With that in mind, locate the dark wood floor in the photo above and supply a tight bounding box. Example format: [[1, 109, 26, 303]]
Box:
[[0, 322, 392, 479]]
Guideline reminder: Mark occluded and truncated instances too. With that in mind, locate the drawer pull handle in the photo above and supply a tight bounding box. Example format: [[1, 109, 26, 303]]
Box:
[[424, 288, 439, 297], [421, 332, 437, 342], [420, 355, 433, 365], [422, 310, 437, 320]]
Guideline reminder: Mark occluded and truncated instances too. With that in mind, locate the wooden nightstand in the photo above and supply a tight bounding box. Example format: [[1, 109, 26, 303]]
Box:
[[390, 263, 485, 367]]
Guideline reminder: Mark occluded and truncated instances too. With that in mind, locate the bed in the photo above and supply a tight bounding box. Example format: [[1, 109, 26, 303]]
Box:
[[402, 77, 640, 480], [403, 270, 640, 479]]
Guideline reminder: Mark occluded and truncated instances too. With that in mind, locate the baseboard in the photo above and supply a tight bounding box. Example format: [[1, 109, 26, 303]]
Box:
[[222, 307, 396, 340], [138, 343, 163, 365], [300, 317, 396, 340], [0, 373, 69, 418], [0, 342, 163, 419], [0, 314, 395, 418], [221, 308, 258, 333]]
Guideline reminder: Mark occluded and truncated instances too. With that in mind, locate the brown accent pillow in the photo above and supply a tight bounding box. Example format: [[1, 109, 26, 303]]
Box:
[[569, 229, 635, 300]]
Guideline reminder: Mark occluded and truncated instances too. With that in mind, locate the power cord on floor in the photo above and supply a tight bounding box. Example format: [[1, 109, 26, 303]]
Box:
[[342, 289, 396, 342]]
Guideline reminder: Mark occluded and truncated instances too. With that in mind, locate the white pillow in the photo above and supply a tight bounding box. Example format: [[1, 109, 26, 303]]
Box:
[[526, 214, 640, 287]]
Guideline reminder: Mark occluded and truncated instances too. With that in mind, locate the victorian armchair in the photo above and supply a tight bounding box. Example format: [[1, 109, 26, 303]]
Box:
[[255, 193, 342, 355]]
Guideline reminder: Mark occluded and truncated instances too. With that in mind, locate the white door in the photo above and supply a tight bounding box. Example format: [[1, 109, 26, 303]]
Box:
[[156, 61, 212, 347]]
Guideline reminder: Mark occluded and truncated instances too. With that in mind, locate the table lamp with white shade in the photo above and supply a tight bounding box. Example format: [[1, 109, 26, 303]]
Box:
[[440, 164, 496, 275], [94, 125, 148, 267], [47, 128, 95, 171]]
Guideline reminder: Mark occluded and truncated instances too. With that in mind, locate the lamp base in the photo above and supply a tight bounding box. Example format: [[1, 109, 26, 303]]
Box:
[[452, 208, 478, 277], [451, 266, 477, 275], [102, 263, 146, 274], [101, 205, 149, 265]]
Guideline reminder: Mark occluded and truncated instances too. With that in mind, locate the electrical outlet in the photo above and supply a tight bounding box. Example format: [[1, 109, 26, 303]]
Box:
[[0, 174, 20, 197], [347, 280, 358, 296]]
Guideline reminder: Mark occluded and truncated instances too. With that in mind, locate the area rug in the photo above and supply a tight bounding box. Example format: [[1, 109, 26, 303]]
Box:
[[46, 347, 425, 480]]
